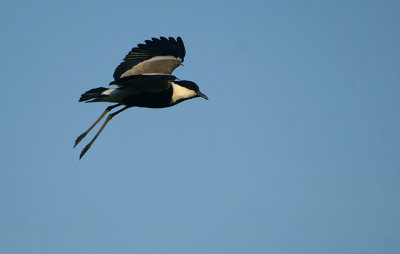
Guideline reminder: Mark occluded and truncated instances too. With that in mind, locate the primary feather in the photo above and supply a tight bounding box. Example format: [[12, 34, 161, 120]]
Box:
[[113, 37, 185, 80]]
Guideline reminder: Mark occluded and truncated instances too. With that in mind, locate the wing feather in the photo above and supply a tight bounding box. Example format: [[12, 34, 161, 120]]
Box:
[[113, 37, 185, 80], [109, 75, 176, 94]]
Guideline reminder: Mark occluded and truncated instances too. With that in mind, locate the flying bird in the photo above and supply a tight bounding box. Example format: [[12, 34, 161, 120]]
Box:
[[74, 37, 208, 159]]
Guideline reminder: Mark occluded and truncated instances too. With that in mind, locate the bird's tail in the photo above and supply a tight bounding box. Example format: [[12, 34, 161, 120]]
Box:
[[79, 87, 108, 102]]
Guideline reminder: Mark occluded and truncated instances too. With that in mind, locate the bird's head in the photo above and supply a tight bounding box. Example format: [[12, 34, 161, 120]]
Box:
[[171, 80, 208, 104]]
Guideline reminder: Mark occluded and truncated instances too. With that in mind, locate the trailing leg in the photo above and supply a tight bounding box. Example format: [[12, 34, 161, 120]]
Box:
[[79, 106, 130, 159], [74, 104, 121, 148]]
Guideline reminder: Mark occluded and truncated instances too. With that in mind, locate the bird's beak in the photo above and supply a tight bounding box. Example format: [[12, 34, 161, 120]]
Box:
[[197, 91, 208, 100]]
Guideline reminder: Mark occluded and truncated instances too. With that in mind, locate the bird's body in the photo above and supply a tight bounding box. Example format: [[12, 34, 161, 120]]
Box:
[[74, 37, 207, 159], [80, 75, 201, 108]]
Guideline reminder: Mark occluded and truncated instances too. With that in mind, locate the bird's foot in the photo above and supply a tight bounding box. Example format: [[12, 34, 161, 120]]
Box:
[[74, 132, 87, 148], [79, 143, 92, 160]]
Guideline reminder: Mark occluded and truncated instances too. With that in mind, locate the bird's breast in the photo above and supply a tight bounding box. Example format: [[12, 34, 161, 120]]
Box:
[[120, 87, 174, 108]]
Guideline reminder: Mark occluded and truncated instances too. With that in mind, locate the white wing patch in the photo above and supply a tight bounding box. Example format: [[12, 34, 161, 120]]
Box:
[[99, 88, 132, 102], [101, 88, 117, 95]]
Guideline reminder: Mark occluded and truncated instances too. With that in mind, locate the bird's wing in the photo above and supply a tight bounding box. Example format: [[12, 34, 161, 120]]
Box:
[[113, 37, 185, 80], [110, 74, 177, 93]]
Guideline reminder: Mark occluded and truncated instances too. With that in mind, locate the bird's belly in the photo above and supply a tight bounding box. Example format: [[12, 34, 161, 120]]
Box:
[[121, 92, 172, 108]]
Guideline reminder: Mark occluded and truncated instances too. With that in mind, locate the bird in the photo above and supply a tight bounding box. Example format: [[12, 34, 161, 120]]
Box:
[[74, 36, 208, 159]]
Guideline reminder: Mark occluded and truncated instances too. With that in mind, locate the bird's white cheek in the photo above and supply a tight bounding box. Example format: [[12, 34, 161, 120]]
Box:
[[171, 83, 196, 103]]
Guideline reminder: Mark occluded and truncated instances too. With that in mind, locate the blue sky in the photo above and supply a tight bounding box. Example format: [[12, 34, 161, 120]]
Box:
[[1, 0, 399, 253]]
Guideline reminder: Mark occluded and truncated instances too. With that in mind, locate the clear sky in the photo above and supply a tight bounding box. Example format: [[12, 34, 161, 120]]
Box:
[[1, 0, 399, 253]]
